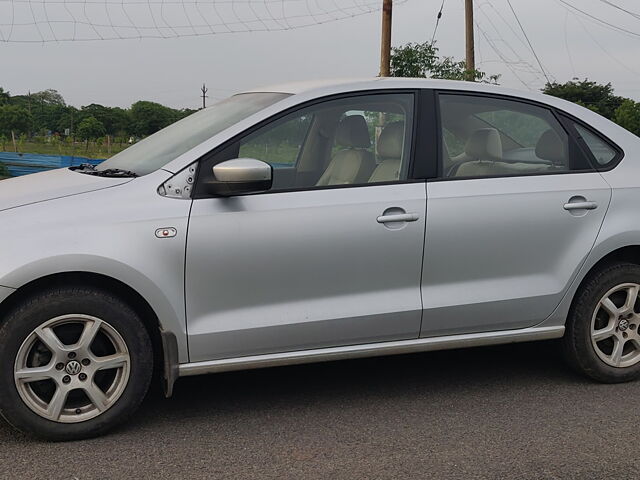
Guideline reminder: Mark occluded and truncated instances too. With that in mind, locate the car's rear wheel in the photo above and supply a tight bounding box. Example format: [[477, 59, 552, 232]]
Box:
[[564, 262, 640, 382], [0, 286, 153, 440]]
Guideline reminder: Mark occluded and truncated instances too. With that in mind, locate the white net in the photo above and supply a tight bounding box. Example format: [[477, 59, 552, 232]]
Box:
[[0, 0, 406, 42]]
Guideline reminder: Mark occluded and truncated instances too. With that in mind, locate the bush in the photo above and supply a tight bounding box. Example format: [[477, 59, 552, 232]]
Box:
[[0, 162, 9, 178]]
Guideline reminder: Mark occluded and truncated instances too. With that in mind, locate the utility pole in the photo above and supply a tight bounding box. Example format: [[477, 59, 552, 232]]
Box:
[[27, 91, 32, 137], [465, 0, 475, 81], [379, 0, 393, 77], [200, 83, 209, 109]]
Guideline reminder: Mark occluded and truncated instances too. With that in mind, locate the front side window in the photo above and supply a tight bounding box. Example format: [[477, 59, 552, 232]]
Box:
[[96, 93, 289, 176], [239, 115, 313, 167], [201, 93, 415, 192], [439, 94, 592, 178]]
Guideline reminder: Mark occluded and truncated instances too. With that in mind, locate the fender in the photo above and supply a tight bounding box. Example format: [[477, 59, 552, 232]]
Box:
[[0, 258, 189, 364]]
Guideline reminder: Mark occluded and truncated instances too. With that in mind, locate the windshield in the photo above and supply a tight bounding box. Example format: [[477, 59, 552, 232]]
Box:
[[96, 92, 290, 176]]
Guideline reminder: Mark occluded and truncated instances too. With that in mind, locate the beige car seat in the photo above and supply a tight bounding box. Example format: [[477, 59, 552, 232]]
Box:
[[316, 115, 375, 186], [369, 122, 405, 183]]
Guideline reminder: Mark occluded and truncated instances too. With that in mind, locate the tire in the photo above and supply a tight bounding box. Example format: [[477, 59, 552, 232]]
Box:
[[563, 262, 640, 383], [0, 286, 153, 441]]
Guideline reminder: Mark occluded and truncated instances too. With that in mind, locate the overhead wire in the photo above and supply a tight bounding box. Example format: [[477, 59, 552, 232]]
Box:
[[597, 0, 640, 21], [555, 0, 640, 39], [573, 12, 640, 76], [475, 1, 548, 88], [474, 20, 532, 90], [430, 0, 444, 44], [505, 0, 552, 84], [563, 9, 577, 78]]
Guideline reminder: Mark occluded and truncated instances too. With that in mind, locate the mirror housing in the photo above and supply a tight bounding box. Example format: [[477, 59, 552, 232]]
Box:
[[205, 158, 273, 196]]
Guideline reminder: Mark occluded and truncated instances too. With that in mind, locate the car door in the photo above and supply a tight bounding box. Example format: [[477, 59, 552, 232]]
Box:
[[185, 92, 427, 362], [420, 92, 612, 337]]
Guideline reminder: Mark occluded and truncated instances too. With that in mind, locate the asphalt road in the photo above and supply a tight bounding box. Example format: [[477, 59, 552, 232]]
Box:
[[1, 340, 638, 480]]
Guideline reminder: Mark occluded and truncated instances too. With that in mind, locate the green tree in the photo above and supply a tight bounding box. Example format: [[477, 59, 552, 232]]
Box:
[[0, 105, 32, 136], [390, 42, 499, 83], [30, 89, 66, 107], [76, 116, 106, 141], [542, 79, 624, 120], [614, 99, 640, 137], [0, 88, 9, 106], [80, 104, 130, 135], [129, 101, 176, 136]]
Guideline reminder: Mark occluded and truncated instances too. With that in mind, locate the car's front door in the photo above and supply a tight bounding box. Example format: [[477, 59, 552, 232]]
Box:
[[420, 92, 612, 337], [186, 92, 427, 362]]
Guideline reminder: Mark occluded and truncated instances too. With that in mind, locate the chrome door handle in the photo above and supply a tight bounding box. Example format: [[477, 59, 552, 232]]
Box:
[[563, 201, 598, 211], [377, 213, 420, 224]]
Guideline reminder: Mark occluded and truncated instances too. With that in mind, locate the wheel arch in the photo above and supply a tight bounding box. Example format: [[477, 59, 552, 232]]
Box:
[[578, 245, 640, 287], [0, 271, 179, 396]]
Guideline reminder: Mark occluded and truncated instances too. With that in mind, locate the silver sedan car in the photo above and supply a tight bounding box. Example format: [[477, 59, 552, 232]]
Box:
[[0, 78, 638, 440]]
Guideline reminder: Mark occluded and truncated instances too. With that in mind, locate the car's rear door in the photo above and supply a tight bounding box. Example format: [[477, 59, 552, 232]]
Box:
[[420, 91, 611, 337], [185, 91, 428, 362]]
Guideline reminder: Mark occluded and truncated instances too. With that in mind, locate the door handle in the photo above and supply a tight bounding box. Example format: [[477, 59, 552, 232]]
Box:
[[563, 201, 598, 211], [377, 213, 420, 224]]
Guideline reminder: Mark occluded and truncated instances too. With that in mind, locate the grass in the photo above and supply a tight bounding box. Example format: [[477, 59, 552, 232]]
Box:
[[239, 143, 299, 165], [0, 141, 130, 159]]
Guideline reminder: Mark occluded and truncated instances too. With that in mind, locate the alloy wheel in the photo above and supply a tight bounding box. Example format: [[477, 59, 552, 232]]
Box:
[[591, 283, 640, 368], [13, 314, 130, 423]]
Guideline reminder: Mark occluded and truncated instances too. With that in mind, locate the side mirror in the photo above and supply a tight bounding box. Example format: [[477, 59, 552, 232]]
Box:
[[205, 158, 273, 196]]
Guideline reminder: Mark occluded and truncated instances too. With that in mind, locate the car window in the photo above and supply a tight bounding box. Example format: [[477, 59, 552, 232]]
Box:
[[573, 124, 618, 166], [476, 110, 551, 148], [239, 115, 313, 167], [97, 92, 289, 176], [226, 93, 415, 191], [439, 94, 593, 179]]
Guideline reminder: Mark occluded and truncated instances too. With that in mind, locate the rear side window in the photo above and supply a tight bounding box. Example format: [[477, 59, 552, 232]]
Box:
[[573, 123, 618, 167], [438, 94, 594, 179]]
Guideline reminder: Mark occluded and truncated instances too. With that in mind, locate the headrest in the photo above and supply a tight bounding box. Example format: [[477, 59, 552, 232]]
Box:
[[465, 128, 502, 161], [535, 129, 566, 164], [335, 115, 371, 148], [377, 122, 405, 160]]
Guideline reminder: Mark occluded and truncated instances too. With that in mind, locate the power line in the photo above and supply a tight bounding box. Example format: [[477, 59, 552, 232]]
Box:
[[555, 0, 640, 39], [563, 9, 576, 78], [477, 3, 539, 74], [573, 13, 640, 76], [597, 0, 640, 21], [430, 0, 445, 44], [474, 20, 532, 90], [505, 0, 552, 84], [200, 83, 208, 109]]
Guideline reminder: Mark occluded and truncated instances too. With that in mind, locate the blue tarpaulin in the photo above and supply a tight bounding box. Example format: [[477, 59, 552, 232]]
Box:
[[0, 152, 104, 177]]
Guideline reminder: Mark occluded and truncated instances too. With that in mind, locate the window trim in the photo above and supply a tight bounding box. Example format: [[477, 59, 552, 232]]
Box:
[[193, 89, 422, 199], [429, 89, 607, 182]]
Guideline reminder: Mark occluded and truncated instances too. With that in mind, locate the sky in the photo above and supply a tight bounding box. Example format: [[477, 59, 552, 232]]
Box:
[[0, 0, 639, 109]]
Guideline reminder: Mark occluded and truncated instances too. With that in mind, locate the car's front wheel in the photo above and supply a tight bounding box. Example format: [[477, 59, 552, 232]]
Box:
[[0, 286, 153, 441], [564, 262, 640, 383]]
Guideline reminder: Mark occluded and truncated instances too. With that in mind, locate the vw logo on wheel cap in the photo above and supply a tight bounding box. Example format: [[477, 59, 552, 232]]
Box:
[[65, 360, 82, 375]]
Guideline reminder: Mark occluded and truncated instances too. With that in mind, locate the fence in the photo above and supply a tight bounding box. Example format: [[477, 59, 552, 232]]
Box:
[[0, 152, 104, 178]]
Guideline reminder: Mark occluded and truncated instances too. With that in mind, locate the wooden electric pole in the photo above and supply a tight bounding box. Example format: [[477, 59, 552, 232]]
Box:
[[465, 0, 475, 81], [379, 0, 393, 77], [200, 84, 209, 109]]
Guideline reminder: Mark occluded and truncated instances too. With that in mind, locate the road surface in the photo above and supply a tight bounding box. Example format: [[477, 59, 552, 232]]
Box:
[[0, 341, 636, 479]]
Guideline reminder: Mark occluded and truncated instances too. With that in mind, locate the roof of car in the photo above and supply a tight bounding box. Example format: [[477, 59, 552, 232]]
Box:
[[244, 77, 524, 97], [242, 77, 575, 112]]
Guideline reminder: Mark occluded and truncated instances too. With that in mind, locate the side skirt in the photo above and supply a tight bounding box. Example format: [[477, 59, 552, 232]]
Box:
[[177, 325, 564, 377]]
